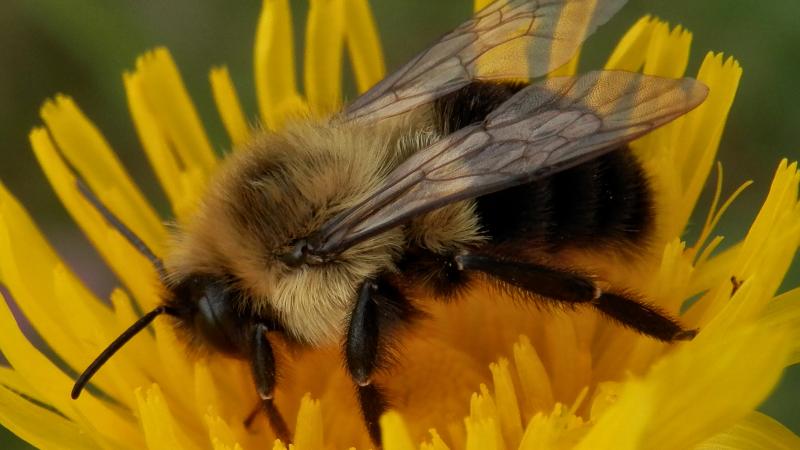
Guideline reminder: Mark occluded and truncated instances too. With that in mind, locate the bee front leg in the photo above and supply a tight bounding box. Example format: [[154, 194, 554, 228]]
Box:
[[251, 323, 292, 443], [346, 274, 422, 447]]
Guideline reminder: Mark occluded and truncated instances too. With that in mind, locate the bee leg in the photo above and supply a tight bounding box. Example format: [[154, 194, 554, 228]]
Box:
[[346, 279, 388, 446], [251, 323, 292, 443], [455, 253, 697, 342], [347, 280, 382, 387], [346, 277, 414, 447], [355, 383, 390, 448]]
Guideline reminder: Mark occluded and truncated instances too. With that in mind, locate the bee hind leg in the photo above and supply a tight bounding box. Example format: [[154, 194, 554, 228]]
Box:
[[346, 275, 420, 447], [454, 252, 697, 342]]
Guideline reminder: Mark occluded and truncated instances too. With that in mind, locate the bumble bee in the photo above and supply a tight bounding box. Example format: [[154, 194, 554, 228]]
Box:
[[71, 0, 708, 446]]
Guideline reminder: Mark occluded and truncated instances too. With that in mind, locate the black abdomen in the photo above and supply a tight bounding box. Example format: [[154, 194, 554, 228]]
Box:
[[434, 81, 653, 252], [474, 149, 652, 250]]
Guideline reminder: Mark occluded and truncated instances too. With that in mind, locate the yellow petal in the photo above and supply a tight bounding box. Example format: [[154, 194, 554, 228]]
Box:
[[613, 325, 788, 449], [692, 166, 752, 263], [635, 239, 693, 320], [0, 288, 140, 449], [541, 314, 588, 403], [686, 244, 739, 301], [305, 0, 345, 113], [548, 50, 581, 78], [39, 96, 165, 251], [123, 48, 217, 220], [0, 181, 156, 407], [473, 0, 492, 11], [381, 411, 416, 450], [695, 160, 800, 326], [194, 363, 222, 422], [548, 0, 597, 78], [210, 66, 251, 147], [672, 53, 743, 230], [203, 358, 257, 428], [29, 128, 162, 310], [345, 0, 386, 93], [762, 287, 800, 365], [0, 181, 104, 372], [124, 71, 204, 219], [465, 417, 504, 450], [489, 359, 523, 446], [254, 0, 305, 129], [467, 386, 506, 450], [518, 403, 586, 450], [109, 289, 163, 379], [52, 267, 153, 405], [136, 384, 198, 450], [150, 320, 198, 417], [642, 23, 691, 78], [696, 411, 800, 449], [576, 384, 647, 450], [733, 161, 800, 286], [626, 20, 692, 160], [271, 441, 288, 450], [204, 409, 244, 450], [420, 429, 451, 450], [0, 367, 49, 406], [131, 48, 217, 175], [512, 336, 554, 417], [605, 16, 657, 71], [294, 394, 324, 450], [0, 384, 101, 450]]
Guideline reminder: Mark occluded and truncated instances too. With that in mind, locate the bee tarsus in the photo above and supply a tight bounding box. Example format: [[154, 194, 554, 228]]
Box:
[[260, 397, 291, 444], [356, 383, 390, 448], [250, 323, 292, 441]]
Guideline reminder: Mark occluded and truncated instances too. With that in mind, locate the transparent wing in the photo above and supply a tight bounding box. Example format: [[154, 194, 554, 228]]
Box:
[[342, 0, 628, 123], [311, 71, 708, 255]]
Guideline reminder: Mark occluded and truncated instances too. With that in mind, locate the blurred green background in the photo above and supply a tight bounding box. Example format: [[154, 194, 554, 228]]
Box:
[[0, 0, 797, 447]]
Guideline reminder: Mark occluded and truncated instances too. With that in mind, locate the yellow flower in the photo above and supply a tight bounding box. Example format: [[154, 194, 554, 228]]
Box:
[[1, 1, 799, 450]]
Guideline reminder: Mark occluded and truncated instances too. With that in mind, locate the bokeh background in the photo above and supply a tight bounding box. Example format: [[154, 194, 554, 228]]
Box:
[[0, 0, 798, 447]]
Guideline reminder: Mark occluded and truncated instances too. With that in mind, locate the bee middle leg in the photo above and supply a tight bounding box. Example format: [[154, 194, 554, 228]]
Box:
[[454, 253, 697, 341], [345, 275, 419, 447]]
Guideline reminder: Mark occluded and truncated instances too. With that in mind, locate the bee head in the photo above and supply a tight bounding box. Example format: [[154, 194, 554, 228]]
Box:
[[164, 274, 254, 357]]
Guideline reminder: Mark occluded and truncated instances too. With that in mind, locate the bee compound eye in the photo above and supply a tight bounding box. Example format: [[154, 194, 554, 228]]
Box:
[[194, 283, 244, 356]]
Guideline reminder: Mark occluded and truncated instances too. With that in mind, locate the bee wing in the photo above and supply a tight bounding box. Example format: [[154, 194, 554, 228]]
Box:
[[342, 0, 628, 123], [311, 71, 708, 255]]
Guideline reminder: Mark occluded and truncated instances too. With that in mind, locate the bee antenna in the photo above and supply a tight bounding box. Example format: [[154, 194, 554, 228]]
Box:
[[71, 305, 176, 400], [75, 179, 167, 281]]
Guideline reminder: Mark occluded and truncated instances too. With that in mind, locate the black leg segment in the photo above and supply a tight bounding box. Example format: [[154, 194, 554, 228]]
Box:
[[250, 323, 291, 443], [345, 276, 417, 448], [455, 252, 696, 342], [455, 253, 599, 303], [346, 279, 387, 447], [592, 292, 697, 341], [347, 280, 381, 386], [357, 383, 390, 447]]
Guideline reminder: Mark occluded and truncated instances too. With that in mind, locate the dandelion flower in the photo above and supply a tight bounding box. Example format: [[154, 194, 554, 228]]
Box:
[[1, 1, 799, 450]]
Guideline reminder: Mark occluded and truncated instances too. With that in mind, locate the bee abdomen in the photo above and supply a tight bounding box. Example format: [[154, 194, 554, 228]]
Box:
[[433, 80, 654, 253], [474, 148, 653, 251]]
